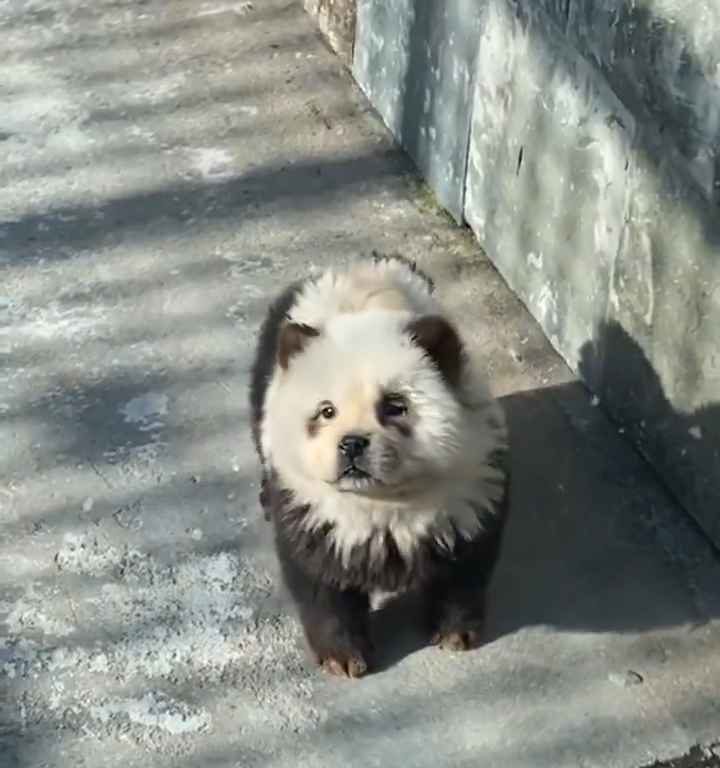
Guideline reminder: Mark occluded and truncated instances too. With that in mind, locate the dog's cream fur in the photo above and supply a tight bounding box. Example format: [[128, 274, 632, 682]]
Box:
[[260, 260, 507, 566], [289, 258, 439, 327]]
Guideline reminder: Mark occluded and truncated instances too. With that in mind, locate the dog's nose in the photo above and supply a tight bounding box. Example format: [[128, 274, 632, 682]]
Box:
[[338, 434, 369, 460]]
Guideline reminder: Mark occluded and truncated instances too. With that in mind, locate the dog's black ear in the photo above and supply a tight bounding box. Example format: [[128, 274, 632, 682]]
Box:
[[406, 315, 464, 388], [277, 322, 319, 370]]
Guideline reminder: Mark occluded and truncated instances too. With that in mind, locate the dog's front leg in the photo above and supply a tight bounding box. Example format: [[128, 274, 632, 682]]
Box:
[[277, 548, 371, 678]]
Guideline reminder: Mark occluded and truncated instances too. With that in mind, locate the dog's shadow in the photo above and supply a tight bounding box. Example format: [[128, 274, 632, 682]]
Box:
[[368, 591, 431, 672], [368, 584, 506, 673]]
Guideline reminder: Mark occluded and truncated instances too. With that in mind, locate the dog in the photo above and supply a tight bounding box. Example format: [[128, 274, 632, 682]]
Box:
[[249, 254, 509, 678]]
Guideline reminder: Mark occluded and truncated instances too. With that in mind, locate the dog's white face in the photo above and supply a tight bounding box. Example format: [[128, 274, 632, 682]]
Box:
[[263, 311, 464, 498]]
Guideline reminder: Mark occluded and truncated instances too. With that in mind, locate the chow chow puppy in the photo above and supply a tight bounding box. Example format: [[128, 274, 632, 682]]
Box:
[[249, 255, 509, 678]]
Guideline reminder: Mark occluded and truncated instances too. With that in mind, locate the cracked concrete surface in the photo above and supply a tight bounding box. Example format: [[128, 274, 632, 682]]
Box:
[[1, 1, 720, 766]]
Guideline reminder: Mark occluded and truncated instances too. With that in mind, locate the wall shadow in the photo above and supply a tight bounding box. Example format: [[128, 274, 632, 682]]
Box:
[[578, 320, 720, 556]]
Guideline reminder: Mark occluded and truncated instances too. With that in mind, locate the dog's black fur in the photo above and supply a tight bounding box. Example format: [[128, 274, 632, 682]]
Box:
[[248, 261, 510, 676]]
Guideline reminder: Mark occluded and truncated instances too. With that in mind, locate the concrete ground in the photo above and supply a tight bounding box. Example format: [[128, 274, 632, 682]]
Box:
[[1, 1, 720, 766]]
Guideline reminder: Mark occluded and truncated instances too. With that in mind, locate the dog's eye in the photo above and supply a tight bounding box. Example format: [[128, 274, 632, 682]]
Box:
[[381, 395, 407, 418], [316, 402, 336, 420]]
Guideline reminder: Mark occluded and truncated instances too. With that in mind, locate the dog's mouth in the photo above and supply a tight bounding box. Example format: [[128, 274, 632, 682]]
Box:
[[341, 465, 371, 480], [336, 464, 382, 491]]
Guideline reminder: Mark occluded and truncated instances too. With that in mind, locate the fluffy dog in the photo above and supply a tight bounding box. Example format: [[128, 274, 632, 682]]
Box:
[[249, 255, 509, 678]]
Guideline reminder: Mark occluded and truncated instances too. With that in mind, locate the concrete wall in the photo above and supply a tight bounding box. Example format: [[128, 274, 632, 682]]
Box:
[[353, 0, 483, 221], [304, 0, 720, 548], [465, 0, 720, 546]]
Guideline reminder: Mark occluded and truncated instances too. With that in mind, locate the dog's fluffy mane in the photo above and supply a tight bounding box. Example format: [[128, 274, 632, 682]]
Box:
[[255, 255, 508, 569]]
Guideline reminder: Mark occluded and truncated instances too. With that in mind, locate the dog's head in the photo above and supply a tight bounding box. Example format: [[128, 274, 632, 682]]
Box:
[[263, 310, 467, 497]]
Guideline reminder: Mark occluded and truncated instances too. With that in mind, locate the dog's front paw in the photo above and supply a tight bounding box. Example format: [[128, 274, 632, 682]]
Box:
[[319, 651, 369, 679], [307, 627, 372, 679], [310, 637, 371, 679], [431, 625, 484, 652]]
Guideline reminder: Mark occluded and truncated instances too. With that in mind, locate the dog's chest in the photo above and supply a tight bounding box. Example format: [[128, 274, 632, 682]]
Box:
[[306, 493, 484, 567]]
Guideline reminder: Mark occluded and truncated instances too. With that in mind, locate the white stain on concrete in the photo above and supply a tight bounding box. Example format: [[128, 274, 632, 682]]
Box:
[[189, 147, 237, 181], [196, 2, 254, 18], [104, 440, 167, 467], [129, 123, 157, 142], [55, 532, 123, 577], [536, 282, 559, 327], [688, 425, 703, 440], [527, 251, 543, 270], [1, 302, 107, 345], [91, 691, 211, 735], [628, 228, 656, 328], [118, 72, 188, 106], [120, 392, 168, 432], [6, 584, 76, 638]]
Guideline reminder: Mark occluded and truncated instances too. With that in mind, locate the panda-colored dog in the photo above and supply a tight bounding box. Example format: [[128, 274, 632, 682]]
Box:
[[249, 255, 509, 678]]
